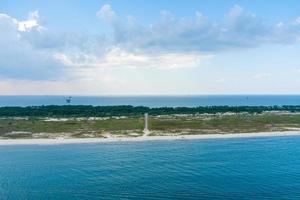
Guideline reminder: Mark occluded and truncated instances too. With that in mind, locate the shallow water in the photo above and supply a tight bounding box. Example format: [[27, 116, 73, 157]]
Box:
[[1, 136, 300, 199]]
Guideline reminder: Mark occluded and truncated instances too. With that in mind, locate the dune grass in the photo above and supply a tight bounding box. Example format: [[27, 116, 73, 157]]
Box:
[[0, 113, 300, 138]]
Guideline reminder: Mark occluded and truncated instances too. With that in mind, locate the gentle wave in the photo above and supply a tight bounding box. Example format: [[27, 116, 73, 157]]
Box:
[[1, 137, 300, 199]]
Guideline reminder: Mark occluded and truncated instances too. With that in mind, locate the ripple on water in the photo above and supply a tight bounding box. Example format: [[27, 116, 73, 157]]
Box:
[[1, 136, 300, 199]]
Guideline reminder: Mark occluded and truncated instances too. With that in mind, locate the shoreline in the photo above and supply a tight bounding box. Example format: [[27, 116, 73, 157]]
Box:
[[0, 131, 300, 145]]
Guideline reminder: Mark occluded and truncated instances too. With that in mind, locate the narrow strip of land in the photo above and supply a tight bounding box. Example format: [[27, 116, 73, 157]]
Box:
[[0, 131, 300, 145], [2, 106, 300, 141]]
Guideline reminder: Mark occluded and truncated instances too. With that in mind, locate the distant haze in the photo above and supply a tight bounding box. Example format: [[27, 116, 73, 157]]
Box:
[[1, 95, 300, 107]]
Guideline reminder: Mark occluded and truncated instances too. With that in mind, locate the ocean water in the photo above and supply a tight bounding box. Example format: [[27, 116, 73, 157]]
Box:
[[1, 95, 300, 107], [1, 136, 300, 199]]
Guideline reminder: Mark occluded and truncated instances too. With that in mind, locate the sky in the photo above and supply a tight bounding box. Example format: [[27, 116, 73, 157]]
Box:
[[1, 0, 300, 95]]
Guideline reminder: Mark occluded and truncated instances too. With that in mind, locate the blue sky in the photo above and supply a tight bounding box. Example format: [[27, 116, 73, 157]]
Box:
[[1, 0, 300, 95]]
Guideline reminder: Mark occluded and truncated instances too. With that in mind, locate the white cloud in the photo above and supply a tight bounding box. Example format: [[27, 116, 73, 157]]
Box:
[[295, 17, 300, 25], [18, 11, 43, 32], [97, 4, 300, 53], [96, 4, 117, 24], [2, 9, 216, 83], [0, 11, 63, 80], [1, 5, 300, 85], [253, 73, 272, 80], [55, 47, 213, 71]]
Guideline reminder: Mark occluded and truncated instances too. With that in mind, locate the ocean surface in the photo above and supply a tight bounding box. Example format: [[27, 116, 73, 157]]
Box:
[[1, 95, 300, 107], [1, 136, 300, 199]]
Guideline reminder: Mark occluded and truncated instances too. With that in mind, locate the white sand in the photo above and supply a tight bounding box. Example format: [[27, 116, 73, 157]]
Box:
[[0, 131, 300, 145]]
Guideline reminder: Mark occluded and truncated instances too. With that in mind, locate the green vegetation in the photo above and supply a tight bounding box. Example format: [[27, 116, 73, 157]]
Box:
[[1, 105, 300, 117], [149, 113, 300, 135], [1, 112, 300, 139]]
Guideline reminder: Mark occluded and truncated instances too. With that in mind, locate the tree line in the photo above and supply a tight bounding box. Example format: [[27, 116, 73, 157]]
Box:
[[0, 105, 300, 117]]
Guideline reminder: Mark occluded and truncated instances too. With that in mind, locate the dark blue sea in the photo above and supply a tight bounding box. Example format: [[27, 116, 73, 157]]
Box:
[[1, 136, 300, 199], [1, 95, 300, 107]]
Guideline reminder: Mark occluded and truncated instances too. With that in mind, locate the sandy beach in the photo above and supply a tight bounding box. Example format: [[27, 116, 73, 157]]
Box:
[[0, 131, 300, 145]]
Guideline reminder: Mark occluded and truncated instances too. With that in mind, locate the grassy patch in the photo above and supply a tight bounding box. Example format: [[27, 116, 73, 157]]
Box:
[[1, 113, 300, 138]]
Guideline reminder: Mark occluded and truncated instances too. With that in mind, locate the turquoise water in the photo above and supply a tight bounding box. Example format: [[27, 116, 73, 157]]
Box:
[[1, 136, 300, 199], [1, 95, 300, 107]]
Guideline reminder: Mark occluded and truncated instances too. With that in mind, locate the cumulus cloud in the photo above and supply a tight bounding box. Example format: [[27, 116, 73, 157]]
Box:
[[0, 7, 215, 81], [55, 47, 213, 70], [0, 12, 63, 80], [96, 4, 117, 24], [97, 4, 300, 53], [1, 5, 300, 83], [18, 11, 43, 32], [0, 11, 107, 80]]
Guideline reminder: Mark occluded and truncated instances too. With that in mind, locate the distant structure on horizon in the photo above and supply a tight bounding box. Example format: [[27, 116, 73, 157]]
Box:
[[66, 96, 72, 104]]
